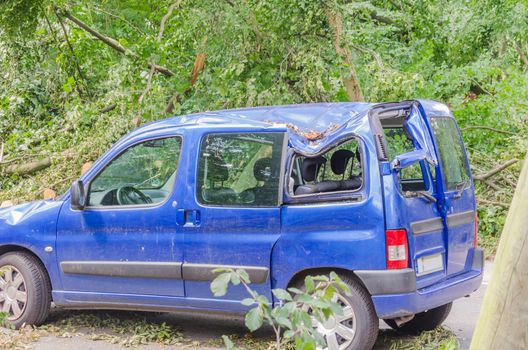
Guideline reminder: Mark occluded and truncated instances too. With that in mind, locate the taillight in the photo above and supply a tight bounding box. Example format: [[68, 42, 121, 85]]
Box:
[[386, 229, 409, 269], [474, 213, 478, 248]]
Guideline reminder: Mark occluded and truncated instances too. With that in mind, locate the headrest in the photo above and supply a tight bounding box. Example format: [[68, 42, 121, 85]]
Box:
[[301, 156, 326, 182], [207, 156, 229, 182], [331, 149, 354, 175], [254, 157, 272, 181]]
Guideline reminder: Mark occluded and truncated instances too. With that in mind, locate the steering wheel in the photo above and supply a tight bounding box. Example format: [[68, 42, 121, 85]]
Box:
[[116, 186, 152, 205]]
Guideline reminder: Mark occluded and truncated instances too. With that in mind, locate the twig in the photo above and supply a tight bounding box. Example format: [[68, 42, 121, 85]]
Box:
[[461, 125, 516, 135], [474, 159, 518, 181], [138, 1, 181, 119], [100, 104, 117, 113], [54, 8, 90, 97], [482, 179, 501, 191], [477, 198, 510, 208], [351, 44, 385, 69], [0, 143, 4, 163], [91, 6, 145, 35], [60, 9, 175, 77], [157, 1, 181, 42], [0, 153, 47, 165]]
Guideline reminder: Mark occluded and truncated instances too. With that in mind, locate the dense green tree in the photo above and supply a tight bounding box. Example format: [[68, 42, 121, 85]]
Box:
[[1, 0, 527, 252]]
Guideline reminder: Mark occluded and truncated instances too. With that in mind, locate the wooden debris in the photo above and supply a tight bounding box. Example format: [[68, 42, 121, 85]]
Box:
[[81, 162, 93, 175], [43, 188, 57, 200], [474, 159, 518, 181], [5, 158, 52, 175], [0, 200, 13, 208]]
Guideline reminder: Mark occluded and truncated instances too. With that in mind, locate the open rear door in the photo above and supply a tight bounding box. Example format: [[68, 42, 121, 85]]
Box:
[[371, 100, 476, 288]]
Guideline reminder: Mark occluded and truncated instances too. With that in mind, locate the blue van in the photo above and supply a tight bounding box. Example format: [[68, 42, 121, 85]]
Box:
[[0, 100, 482, 350]]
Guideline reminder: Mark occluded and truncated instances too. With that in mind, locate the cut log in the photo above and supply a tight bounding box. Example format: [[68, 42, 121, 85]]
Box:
[[4, 158, 51, 175], [470, 155, 528, 349], [81, 162, 93, 176], [43, 188, 57, 200], [0, 200, 13, 208]]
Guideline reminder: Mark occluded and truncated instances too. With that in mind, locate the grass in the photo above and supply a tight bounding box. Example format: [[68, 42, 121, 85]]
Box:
[[0, 309, 460, 350]]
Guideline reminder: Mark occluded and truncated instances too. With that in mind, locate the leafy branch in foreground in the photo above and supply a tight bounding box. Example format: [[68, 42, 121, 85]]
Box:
[[211, 269, 350, 350]]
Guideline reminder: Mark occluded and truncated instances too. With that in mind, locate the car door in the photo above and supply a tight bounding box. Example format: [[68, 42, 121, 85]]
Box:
[[180, 129, 286, 310], [55, 135, 186, 303], [428, 116, 475, 276]]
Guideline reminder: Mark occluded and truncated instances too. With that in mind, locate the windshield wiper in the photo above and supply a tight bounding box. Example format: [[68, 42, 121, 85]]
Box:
[[454, 179, 469, 199]]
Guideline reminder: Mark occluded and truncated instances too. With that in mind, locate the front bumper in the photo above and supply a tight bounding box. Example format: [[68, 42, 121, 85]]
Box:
[[356, 248, 484, 319]]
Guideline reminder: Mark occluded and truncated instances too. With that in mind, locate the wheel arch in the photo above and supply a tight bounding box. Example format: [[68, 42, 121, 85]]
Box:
[[0, 244, 53, 299], [286, 266, 370, 293]]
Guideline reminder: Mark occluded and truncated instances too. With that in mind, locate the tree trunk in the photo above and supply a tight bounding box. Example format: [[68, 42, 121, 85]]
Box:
[[470, 154, 528, 349], [326, 10, 364, 102]]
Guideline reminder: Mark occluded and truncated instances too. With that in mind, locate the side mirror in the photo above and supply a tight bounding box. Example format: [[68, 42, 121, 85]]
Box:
[[70, 180, 86, 210]]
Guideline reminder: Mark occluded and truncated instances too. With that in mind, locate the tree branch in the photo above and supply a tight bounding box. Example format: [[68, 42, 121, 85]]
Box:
[[60, 9, 175, 77], [513, 41, 528, 68], [477, 198, 510, 208], [461, 125, 516, 135], [157, 1, 181, 41], [474, 159, 518, 181]]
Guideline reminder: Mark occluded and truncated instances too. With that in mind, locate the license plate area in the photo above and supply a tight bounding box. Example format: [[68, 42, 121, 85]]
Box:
[[416, 253, 444, 276]]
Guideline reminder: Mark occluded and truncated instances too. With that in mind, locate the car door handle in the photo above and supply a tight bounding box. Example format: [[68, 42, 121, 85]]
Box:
[[177, 209, 201, 227]]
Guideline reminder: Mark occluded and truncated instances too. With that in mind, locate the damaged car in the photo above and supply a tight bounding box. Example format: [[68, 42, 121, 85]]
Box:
[[0, 100, 483, 350]]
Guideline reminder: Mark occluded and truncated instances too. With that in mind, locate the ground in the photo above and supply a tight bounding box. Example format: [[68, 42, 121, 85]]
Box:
[[1, 261, 491, 350]]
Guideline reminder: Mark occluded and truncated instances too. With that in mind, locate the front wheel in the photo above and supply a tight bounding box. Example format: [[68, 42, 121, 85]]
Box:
[[294, 274, 379, 350], [0, 252, 51, 328], [383, 302, 452, 334]]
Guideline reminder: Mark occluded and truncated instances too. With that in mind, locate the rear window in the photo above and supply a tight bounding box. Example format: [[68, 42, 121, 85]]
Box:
[[430, 118, 470, 191]]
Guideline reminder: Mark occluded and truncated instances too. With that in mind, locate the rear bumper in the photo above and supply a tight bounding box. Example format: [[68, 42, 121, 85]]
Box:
[[357, 248, 484, 319]]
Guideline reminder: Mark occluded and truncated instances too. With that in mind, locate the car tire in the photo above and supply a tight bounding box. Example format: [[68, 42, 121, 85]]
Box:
[[0, 252, 51, 328], [292, 273, 379, 350], [383, 302, 452, 334]]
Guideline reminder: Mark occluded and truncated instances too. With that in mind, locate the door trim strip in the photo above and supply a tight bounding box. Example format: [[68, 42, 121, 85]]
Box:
[[410, 217, 444, 235], [60, 261, 183, 279], [182, 263, 269, 284], [60, 261, 269, 284], [447, 210, 475, 228]]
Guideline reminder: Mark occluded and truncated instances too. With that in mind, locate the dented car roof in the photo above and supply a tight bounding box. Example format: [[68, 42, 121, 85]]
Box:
[[128, 100, 452, 153]]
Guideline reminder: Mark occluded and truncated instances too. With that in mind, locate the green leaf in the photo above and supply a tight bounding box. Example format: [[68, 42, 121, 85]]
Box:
[[254, 294, 268, 303], [245, 308, 263, 331], [230, 272, 241, 286], [304, 276, 315, 293], [210, 272, 232, 297], [236, 269, 251, 284], [287, 287, 304, 295], [272, 288, 293, 301], [241, 298, 255, 306]]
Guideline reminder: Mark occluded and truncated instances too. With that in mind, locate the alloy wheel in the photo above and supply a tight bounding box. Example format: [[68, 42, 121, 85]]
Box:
[[0, 265, 28, 320]]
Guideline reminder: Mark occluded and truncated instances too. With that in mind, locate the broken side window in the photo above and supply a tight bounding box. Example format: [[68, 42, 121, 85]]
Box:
[[289, 138, 363, 197]]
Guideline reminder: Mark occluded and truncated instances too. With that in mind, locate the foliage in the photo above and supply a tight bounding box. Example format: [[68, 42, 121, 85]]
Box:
[[376, 326, 459, 350], [211, 268, 350, 350], [0, 1, 527, 252]]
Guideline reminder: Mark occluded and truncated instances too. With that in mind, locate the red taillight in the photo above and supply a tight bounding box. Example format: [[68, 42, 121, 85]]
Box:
[[386, 229, 409, 269], [474, 213, 478, 248]]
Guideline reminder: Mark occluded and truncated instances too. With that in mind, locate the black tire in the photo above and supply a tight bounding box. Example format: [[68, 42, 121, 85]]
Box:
[[292, 273, 379, 350], [0, 252, 51, 328], [383, 302, 452, 334]]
